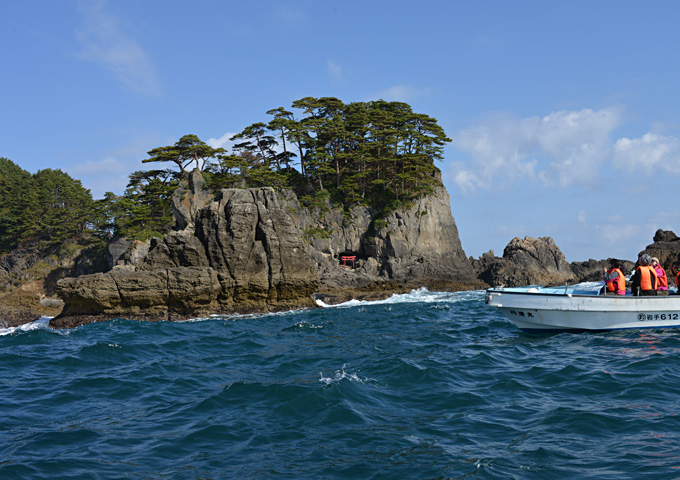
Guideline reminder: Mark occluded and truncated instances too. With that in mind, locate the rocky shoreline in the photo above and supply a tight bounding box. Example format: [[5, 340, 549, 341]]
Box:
[[2, 171, 679, 329]]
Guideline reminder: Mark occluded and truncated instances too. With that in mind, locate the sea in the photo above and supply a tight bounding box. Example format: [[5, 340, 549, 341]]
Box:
[[3, 287, 680, 480]]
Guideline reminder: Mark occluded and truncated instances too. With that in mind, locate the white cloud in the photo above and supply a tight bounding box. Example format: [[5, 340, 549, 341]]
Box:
[[207, 132, 238, 150], [449, 107, 623, 194], [327, 60, 343, 81], [75, 0, 162, 97], [535, 108, 621, 187], [613, 132, 680, 176], [451, 167, 480, 196], [593, 220, 641, 257]]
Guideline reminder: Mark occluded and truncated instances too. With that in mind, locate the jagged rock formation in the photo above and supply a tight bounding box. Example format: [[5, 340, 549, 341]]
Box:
[[639, 229, 680, 268], [53, 171, 483, 325], [280, 183, 480, 293], [470, 230, 680, 288], [20, 168, 680, 326], [53, 173, 319, 328], [471, 236, 576, 287]]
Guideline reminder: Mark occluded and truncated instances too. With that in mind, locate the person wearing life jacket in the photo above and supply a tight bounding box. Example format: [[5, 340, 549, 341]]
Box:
[[651, 257, 669, 295], [602, 260, 626, 295], [631, 254, 658, 296], [671, 262, 680, 295]]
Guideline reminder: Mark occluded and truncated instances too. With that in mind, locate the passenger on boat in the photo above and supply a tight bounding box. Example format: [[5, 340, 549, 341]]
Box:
[[651, 257, 669, 295], [602, 260, 626, 295], [631, 254, 658, 296], [671, 262, 680, 294]]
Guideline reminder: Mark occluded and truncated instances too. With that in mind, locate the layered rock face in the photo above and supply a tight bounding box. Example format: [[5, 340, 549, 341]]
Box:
[[280, 184, 479, 292], [53, 170, 483, 326], [377, 186, 476, 286], [472, 236, 576, 287], [53, 173, 319, 328]]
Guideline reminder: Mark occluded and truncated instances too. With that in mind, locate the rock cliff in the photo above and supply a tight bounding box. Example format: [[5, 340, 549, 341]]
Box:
[[53, 171, 482, 325], [280, 183, 480, 294], [19, 171, 680, 328], [53, 173, 319, 328]]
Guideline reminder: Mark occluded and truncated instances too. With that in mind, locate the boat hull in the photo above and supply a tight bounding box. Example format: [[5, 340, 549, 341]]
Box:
[[485, 286, 680, 332]]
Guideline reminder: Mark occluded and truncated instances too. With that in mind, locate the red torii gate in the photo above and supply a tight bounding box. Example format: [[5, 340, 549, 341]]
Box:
[[340, 255, 356, 269]]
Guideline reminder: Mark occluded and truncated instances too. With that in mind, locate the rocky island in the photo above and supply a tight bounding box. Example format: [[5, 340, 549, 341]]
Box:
[[51, 170, 484, 327], [3, 97, 680, 328], [3, 167, 680, 329]]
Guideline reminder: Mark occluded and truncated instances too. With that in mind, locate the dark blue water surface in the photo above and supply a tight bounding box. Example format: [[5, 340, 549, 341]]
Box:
[[3, 289, 680, 479]]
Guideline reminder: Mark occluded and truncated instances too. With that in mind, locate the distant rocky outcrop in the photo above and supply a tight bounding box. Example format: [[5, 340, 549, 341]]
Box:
[[53, 172, 319, 328], [570, 258, 636, 283], [639, 229, 680, 267], [637, 229, 680, 286], [471, 236, 576, 287], [470, 234, 654, 287]]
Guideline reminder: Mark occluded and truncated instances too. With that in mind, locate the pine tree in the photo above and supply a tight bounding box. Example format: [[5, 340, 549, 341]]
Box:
[[143, 134, 224, 175], [31, 169, 95, 244], [0, 158, 36, 252]]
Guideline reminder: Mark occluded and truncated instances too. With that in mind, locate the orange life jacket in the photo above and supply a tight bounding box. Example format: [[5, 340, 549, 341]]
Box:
[[606, 268, 625, 294], [636, 265, 658, 291]]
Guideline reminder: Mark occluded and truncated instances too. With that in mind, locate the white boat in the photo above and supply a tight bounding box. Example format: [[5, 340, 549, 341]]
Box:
[[485, 284, 680, 332]]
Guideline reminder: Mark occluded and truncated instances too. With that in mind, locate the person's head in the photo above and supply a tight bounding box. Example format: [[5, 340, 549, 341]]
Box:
[[639, 254, 652, 266], [652, 257, 660, 267], [673, 262, 680, 275], [608, 259, 620, 270]]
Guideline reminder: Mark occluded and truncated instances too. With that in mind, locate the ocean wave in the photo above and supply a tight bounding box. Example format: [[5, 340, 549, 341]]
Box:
[[316, 287, 485, 309], [319, 363, 373, 385], [0, 316, 52, 337], [6, 287, 680, 478]]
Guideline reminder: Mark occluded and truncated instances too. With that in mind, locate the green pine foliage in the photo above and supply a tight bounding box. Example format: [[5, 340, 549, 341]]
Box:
[[207, 97, 451, 214], [109, 170, 180, 241], [0, 158, 36, 252], [31, 169, 95, 242], [0, 159, 95, 253], [0, 98, 450, 251]]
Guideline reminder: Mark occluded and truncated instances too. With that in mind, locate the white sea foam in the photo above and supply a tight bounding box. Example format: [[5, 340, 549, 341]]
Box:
[[186, 307, 314, 322], [317, 287, 485, 309], [0, 316, 52, 336], [168, 288, 487, 322], [319, 363, 369, 385]]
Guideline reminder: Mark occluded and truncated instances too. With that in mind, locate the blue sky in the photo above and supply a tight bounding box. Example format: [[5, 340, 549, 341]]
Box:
[[2, 0, 680, 263]]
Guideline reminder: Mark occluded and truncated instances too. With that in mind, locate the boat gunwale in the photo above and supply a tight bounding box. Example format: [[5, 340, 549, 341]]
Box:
[[485, 288, 678, 300]]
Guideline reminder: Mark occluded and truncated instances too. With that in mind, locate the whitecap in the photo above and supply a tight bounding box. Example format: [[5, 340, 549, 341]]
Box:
[[314, 298, 330, 307], [319, 363, 369, 385], [318, 287, 486, 309], [0, 316, 52, 336]]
